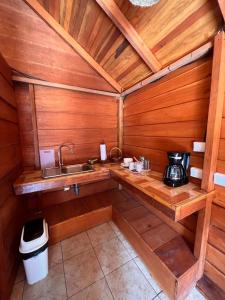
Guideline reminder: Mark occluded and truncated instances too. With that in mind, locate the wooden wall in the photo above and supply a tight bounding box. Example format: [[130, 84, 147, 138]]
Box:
[[0, 54, 25, 299], [123, 57, 212, 173], [15, 84, 118, 168], [122, 57, 212, 245], [15, 83, 119, 207], [0, 0, 115, 92]]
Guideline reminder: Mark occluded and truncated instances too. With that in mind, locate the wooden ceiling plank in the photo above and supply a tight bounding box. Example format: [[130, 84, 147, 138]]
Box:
[[23, 0, 122, 92], [95, 0, 161, 73], [121, 41, 213, 97], [218, 0, 225, 21]]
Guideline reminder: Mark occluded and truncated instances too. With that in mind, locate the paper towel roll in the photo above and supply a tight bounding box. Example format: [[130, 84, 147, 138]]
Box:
[[100, 143, 107, 161]]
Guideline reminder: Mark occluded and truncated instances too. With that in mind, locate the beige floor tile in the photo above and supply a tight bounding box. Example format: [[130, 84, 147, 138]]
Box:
[[106, 260, 157, 300], [108, 221, 122, 236], [87, 223, 116, 247], [134, 257, 162, 294], [186, 287, 206, 300], [118, 233, 138, 259], [23, 263, 67, 300], [10, 281, 24, 300], [49, 243, 63, 267], [69, 278, 113, 300], [61, 232, 92, 260], [15, 263, 25, 284], [94, 237, 131, 275], [64, 249, 104, 297]]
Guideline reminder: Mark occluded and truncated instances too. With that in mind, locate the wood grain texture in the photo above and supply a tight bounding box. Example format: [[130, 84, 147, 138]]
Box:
[[95, 0, 161, 72], [110, 165, 208, 221], [123, 57, 211, 174], [0, 0, 116, 92], [197, 275, 225, 300], [201, 32, 225, 191], [24, 0, 122, 92], [0, 52, 25, 300], [194, 194, 213, 280], [43, 191, 113, 244], [112, 189, 198, 300], [37, 0, 221, 89], [16, 83, 118, 168]]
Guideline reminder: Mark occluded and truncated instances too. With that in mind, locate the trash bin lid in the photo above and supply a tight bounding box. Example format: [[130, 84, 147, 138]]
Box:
[[19, 218, 49, 254], [24, 218, 44, 242]]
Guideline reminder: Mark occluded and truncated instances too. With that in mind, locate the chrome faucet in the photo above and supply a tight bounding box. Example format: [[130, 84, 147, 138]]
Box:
[[58, 144, 74, 168]]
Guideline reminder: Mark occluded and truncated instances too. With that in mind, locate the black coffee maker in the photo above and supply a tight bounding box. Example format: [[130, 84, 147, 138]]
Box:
[[163, 152, 190, 187]]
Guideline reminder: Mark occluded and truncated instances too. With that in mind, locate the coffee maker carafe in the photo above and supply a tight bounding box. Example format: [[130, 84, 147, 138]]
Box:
[[163, 152, 190, 187]]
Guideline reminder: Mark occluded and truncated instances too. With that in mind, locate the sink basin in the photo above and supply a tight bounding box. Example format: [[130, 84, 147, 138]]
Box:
[[61, 164, 94, 174], [42, 163, 94, 179]]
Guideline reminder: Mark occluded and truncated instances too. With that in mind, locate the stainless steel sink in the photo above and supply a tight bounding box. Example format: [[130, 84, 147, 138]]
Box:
[[42, 163, 94, 179]]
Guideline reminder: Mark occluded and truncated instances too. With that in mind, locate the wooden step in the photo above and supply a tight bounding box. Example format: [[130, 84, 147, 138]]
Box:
[[112, 189, 199, 300]]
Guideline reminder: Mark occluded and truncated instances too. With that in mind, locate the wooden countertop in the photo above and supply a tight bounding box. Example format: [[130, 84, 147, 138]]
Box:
[[14, 164, 110, 195], [109, 165, 212, 221], [14, 163, 212, 221]]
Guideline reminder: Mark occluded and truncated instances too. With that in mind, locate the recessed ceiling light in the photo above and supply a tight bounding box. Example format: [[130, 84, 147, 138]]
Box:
[[129, 0, 160, 7]]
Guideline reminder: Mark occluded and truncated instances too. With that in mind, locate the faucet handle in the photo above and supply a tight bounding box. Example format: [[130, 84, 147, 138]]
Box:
[[87, 158, 98, 165]]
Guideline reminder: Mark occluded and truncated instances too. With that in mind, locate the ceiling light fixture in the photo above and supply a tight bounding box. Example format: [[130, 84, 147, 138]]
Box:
[[129, 0, 160, 7]]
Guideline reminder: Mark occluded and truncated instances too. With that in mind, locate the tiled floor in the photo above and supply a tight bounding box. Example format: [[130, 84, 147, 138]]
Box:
[[11, 221, 206, 300]]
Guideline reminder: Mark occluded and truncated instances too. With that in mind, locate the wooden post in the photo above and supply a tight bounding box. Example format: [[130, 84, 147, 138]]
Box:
[[201, 32, 225, 192], [29, 84, 40, 169], [118, 96, 124, 152], [194, 193, 214, 280]]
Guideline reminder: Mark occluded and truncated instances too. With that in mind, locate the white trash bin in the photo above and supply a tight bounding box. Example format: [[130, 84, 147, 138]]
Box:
[[19, 218, 49, 285]]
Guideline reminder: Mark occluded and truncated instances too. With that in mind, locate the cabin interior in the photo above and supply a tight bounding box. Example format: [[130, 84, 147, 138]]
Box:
[[1, 0, 225, 299]]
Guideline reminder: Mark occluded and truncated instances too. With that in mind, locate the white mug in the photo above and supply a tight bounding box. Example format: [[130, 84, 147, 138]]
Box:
[[124, 158, 133, 166], [129, 162, 135, 170]]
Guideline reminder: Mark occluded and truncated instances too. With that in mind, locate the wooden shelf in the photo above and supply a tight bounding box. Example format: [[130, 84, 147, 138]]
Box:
[[112, 189, 199, 300], [110, 165, 211, 221], [41, 191, 113, 243]]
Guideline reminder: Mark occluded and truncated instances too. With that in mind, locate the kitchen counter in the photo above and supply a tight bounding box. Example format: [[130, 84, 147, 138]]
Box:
[[109, 165, 212, 221], [14, 163, 212, 221], [13, 164, 110, 195]]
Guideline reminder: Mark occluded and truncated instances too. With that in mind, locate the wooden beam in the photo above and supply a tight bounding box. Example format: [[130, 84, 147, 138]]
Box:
[[23, 0, 122, 92], [194, 194, 213, 280], [12, 76, 120, 98], [118, 96, 124, 151], [201, 32, 225, 192], [29, 84, 40, 169], [218, 0, 225, 21], [121, 42, 213, 97], [95, 0, 161, 73]]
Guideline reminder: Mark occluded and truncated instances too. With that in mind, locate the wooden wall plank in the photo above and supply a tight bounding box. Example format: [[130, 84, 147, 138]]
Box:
[[0, 0, 116, 92], [23, 0, 122, 92], [208, 225, 225, 254], [0, 74, 16, 107], [124, 120, 206, 139], [95, 0, 161, 72], [0, 52, 24, 300], [123, 57, 210, 176], [204, 261, 225, 292]]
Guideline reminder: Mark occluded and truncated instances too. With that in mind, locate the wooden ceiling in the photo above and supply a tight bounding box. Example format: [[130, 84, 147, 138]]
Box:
[[24, 0, 224, 91]]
